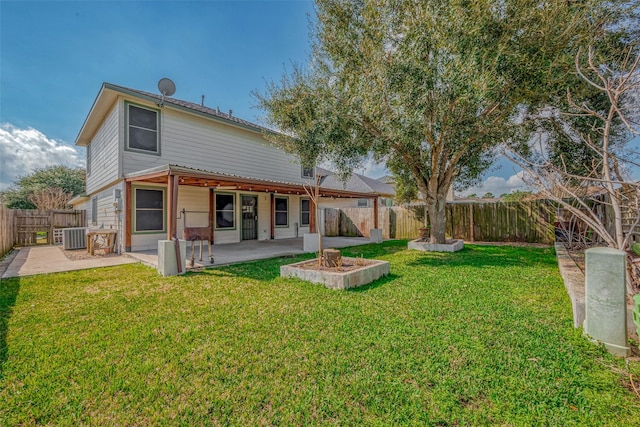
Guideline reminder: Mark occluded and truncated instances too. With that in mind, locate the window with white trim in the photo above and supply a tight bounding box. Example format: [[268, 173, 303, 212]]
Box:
[[300, 198, 310, 226], [134, 188, 165, 232], [215, 193, 235, 229], [357, 199, 369, 207], [275, 197, 288, 227], [126, 103, 159, 154]]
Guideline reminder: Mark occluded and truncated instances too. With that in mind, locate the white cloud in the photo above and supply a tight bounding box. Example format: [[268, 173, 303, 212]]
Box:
[[459, 172, 528, 197], [356, 155, 389, 179], [320, 154, 390, 179], [0, 123, 84, 190]]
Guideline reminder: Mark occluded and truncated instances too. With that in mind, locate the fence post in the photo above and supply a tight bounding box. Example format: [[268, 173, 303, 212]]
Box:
[[48, 210, 54, 244], [469, 204, 474, 242]]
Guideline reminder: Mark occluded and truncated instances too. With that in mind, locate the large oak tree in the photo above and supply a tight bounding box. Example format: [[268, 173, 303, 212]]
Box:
[[258, 0, 633, 243]]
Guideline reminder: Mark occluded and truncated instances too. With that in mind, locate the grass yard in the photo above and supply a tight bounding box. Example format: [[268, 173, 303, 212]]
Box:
[[1, 241, 639, 425]]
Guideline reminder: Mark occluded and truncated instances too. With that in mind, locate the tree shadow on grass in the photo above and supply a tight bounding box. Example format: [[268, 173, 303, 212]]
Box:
[[345, 273, 401, 292], [335, 240, 409, 260], [190, 253, 316, 282], [0, 277, 20, 379], [188, 241, 409, 282], [407, 244, 558, 269]]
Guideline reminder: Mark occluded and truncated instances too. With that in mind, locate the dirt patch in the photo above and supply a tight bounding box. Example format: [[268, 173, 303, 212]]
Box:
[[415, 238, 460, 244], [59, 246, 119, 261], [293, 257, 376, 273]]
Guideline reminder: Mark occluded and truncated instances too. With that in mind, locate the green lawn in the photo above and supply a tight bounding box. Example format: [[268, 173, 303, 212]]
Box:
[[1, 241, 638, 425]]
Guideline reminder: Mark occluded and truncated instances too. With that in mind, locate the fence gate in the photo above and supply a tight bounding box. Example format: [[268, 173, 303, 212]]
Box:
[[13, 210, 86, 246]]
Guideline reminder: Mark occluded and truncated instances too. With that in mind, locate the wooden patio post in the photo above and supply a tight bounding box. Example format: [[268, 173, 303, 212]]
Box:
[[209, 188, 215, 244], [167, 174, 178, 240], [270, 193, 275, 239], [125, 181, 132, 252], [373, 197, 379, 229]]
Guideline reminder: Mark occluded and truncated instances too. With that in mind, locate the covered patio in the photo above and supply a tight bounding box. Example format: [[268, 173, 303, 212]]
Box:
[[126, 236, 372, 269], [124, 164, 382, 253]]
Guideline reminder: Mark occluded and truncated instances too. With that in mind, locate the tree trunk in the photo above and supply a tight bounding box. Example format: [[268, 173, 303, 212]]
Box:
[[427, 197, 447, 244]]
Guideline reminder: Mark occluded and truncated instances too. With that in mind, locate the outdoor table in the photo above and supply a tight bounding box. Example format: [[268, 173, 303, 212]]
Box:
[[86, 229, 117, 256]]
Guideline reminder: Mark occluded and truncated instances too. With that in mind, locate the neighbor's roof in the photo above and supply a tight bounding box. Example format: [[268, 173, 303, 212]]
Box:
[[76, 82, 274, 146], [317, 168, 395, 197]]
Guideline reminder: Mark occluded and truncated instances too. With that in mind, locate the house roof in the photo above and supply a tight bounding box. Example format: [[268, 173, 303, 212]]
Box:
[[76, 82, 273, 146], [77, 83, 395, 198], [315, 167, 395, 197], [125, 164, 387, 198]]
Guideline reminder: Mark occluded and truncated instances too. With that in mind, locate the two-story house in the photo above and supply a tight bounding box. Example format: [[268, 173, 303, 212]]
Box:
[[70, 83, 393, 252]]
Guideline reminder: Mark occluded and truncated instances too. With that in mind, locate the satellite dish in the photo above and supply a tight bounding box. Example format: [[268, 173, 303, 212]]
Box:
[[158, 78, 176, 97]]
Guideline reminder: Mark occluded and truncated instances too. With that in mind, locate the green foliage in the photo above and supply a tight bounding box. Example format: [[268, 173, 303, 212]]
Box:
[[482, 192, 494, 198], [1, 165, 85, 209], [502, 191, 533, 202], [632, 242, 640, 257], [253, 64, 366, 180], [1, 242, 638, 424], [258, 0, 632, 243]]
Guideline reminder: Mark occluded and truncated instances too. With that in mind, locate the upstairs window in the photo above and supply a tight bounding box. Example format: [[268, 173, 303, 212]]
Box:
[[126, 103, 159, 154], [358, 199, 369, 207], [302, 166, 314, 179]]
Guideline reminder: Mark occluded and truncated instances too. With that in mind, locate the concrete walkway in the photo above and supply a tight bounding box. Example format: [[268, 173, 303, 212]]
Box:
[[1, 246, 137, 279], [126, 236, 373, 269], [0, 237, 374, 278]]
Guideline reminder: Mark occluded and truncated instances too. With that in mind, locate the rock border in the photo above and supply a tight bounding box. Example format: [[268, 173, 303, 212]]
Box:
[[281, 257, 390, 290], [408, 239, 464, 253]]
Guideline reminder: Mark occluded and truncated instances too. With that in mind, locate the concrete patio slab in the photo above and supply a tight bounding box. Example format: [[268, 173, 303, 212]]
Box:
[[1, 246, 137, 279], [0, 237, 376, 279], [126, 236, 373, 269]]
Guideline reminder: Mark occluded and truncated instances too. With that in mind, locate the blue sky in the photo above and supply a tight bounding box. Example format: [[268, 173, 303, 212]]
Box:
[[0, 0, 526, 195]]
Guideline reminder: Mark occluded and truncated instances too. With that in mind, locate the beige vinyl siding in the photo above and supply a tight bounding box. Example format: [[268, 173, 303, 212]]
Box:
[[74, 199, 91, 214], [319, 197, 367, 209], [87, 183, 125, 251], [176, 186, 209, 239], [122, 106, 308, 185], [257, 193, 271, 241], [86, 104, 120, 194], [93, 188, 117, 228]]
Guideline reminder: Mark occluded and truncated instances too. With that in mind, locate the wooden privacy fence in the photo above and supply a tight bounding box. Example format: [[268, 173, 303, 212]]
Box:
[[0, 205, 14, 258], [324, 201, 556, 244], [11, 209, 86, 247]]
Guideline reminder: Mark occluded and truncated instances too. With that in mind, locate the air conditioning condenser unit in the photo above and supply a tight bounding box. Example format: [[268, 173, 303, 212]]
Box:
[[62, 227, 87, 250]]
